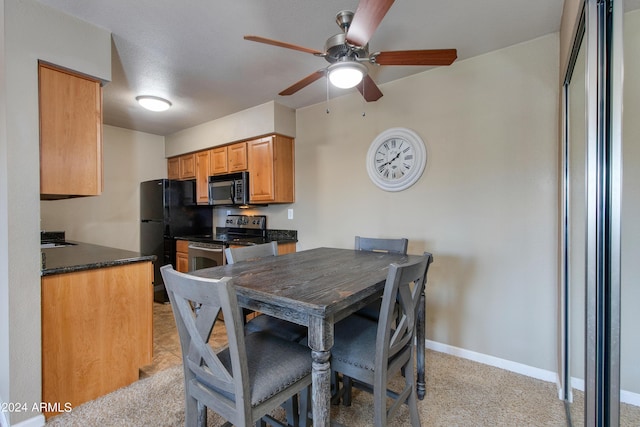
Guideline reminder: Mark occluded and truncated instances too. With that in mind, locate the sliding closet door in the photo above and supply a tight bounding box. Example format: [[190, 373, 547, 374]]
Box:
[[563, 4, 587, 422], [621, 5, 640, 425], [583, 1, 622, 424], [562, 0, 624, 425]]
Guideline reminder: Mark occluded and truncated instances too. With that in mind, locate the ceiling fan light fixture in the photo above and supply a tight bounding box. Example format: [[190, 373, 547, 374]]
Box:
[[328, 61, 367, 89], [136, 95, 172, 112]]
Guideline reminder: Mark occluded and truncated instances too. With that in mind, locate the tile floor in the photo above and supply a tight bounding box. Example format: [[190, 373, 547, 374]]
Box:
[[139, 302, 229, 378]]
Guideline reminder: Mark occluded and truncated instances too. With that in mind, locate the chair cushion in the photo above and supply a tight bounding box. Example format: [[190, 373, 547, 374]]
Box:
[[216, 332, 311, 406], [245, 315, 308, 342], [332, 315, 378, 372]]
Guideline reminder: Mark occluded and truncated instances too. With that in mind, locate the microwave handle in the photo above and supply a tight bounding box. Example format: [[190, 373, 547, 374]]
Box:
[[230, 181, 236, 203]]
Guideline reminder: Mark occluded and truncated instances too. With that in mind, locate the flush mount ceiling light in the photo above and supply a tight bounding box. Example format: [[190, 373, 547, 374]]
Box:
[[136, 95, 172, 112], [327, 61, 367, 89]]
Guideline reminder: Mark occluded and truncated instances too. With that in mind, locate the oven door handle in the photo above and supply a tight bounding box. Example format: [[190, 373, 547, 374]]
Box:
[[188, 244, 224, 253]]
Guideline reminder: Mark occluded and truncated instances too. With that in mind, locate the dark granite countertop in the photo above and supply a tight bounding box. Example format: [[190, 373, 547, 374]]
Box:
[[41, 241, 156, 276], [175, 229, 298, 245]]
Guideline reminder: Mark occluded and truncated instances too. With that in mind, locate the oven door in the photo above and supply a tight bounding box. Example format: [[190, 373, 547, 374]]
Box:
[[187, 243, 225, 271]]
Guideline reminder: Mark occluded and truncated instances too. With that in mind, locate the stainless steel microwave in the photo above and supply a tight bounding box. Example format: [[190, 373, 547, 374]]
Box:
[[208, 171, 250, 206]]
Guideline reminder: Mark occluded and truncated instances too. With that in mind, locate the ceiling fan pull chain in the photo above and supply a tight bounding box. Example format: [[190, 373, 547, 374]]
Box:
[[326, 75, 330, 114], [361, 79, 366, 117]]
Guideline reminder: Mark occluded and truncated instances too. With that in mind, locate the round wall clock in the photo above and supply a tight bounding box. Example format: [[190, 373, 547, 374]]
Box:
[[366, 127, 427, 191]]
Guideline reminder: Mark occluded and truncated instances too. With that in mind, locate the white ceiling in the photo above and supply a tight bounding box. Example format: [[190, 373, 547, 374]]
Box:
[[35, 0, 568, 136]]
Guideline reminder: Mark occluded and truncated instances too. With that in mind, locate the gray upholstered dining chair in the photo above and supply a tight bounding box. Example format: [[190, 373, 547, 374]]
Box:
[[224, 241, 279, 264], [333, 236, 410, 399], [355, 236, 408, 255], [354, 236, 409, 321], [331, 252, 433, 427], [225, 242, 308, 342], [160, 265, 311, 427]]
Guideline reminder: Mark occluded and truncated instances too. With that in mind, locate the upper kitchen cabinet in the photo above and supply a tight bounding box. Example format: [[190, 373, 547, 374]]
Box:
[[228, 142, 248, 172], [167, 157, 180, 179], [210, 146, 228, 175], [39, 62, 103, 199], [248, 135, 295, 204], [195, 150, 211, 204], [179, 153, 196, 179], [209, 142, 248, 175], [167, 153, 197, 180]]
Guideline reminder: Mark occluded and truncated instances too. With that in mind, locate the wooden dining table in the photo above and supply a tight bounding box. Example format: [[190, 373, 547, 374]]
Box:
[[191, 247, 427, 427]]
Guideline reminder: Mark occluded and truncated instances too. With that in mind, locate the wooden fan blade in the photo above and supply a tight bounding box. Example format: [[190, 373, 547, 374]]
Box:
[[374, 49, 458, 66], [346, 0, 395, 47], [356, 75, 383, 102], [244, 35, 324, 55], [279, 70, 326, 96]]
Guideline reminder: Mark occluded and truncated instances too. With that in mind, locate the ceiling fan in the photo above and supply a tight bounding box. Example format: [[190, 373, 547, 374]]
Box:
[[244, 0, 457, 102]]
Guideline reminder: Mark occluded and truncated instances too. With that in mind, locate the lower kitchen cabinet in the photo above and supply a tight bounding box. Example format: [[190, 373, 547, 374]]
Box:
[[176, 240, 190, 272], [277, 242, 296, 255], [41, 261, 153, 419]]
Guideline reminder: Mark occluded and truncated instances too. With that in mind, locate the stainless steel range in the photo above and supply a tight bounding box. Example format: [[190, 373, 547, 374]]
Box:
[[218, 214, 267, 244], [186, 215, 267, 271]]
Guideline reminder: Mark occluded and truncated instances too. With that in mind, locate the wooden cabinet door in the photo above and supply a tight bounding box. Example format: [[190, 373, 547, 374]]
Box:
[[277, 242, 296, 255], [39, 62, 103, 198], [179, 153, 196, 179], [41, 262, 152, 418], [210, 146, 228, 175], [195, 151, 210, 204], [167, 157, 180, 179], [228, 142, 248, 172], [248, 135, 294, 203], [176, 240, 190, 272], [248, 137, 275, 202], [176, 252, 190, 272]]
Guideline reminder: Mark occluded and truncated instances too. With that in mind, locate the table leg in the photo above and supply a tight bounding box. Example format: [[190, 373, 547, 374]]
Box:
[[416, 291, 426, 400], [308, 316, 333, 427], [311, 350, 331, 426]]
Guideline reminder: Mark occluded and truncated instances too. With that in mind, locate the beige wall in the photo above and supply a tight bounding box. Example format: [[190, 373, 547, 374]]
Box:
[[41, 126, 167, 251], [165, 100, 296, 157], [0, 0, 111, 424], [286, 34, 560, 370]]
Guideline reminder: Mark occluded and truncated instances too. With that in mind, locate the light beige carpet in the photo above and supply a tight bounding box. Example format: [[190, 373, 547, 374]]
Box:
[[45, 350, 640, 426]]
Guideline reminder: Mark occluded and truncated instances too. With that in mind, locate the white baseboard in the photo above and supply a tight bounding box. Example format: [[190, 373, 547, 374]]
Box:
[[425, 340, 640, 407], [426, 339, 557, 382], [6, 414, 44, 427], [621, 389, 640, 407]]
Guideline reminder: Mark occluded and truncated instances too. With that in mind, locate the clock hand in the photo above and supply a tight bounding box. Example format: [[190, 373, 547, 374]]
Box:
[[380, 151, 402, 168]]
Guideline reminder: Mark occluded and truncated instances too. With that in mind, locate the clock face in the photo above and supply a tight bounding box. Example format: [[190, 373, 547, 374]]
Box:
[[366, 128, 427, 191]]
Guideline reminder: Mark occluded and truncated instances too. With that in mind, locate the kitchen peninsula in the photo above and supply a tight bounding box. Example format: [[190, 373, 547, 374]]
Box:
[[41, 241, 155, 419]]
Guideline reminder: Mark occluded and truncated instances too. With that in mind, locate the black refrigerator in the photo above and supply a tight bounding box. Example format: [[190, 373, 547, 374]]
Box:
[[140, 179, 212, 303]]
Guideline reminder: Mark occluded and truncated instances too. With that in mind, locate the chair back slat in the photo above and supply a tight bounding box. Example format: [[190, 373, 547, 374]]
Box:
[[225, 241, 278, 264], [160, 265, 249, 405], [376, 253, 433, 369], [355, 236, 408, 254]]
